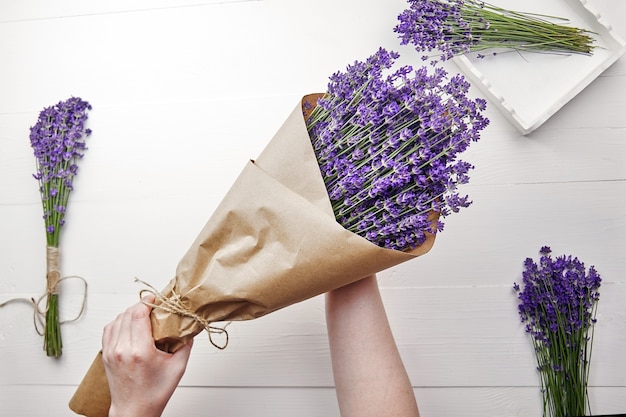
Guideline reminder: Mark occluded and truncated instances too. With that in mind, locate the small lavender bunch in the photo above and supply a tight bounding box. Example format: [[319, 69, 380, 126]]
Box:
[[514, 247, 601, 417], [395, 0, 595, 61], [29, 97, 92, 357], [305, 48, 489, 251]]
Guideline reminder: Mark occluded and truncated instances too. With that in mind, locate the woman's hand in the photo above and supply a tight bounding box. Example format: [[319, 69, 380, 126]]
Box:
[[102, 294, 193, 417]]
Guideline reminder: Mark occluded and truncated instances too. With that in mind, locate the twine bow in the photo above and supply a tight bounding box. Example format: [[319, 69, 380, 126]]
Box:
[[0, 246, 87, 336], [135, 278, 230, 350]]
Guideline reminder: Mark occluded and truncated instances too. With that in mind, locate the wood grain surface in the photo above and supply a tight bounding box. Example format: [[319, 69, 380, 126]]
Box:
[[1, 0, 624, 416]]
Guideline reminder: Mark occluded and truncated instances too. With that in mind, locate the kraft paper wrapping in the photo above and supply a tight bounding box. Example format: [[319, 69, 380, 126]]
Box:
[[69, 94, 436, 416]]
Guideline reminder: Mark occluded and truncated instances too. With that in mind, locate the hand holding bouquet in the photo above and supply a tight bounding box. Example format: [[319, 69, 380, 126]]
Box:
[[70, 48, 488, 416]]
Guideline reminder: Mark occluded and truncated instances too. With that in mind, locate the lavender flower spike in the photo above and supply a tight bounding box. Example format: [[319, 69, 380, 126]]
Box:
[[514, 247, 601, 417], [306, 48, 488, 251], [30, 96, 92, 357]]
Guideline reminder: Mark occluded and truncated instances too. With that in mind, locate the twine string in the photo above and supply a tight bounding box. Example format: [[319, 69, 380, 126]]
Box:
[[0, 297, 45, 335], [0, 275, 88, 336], [46, 246, 61, 295], [135, 278, 230, 350]]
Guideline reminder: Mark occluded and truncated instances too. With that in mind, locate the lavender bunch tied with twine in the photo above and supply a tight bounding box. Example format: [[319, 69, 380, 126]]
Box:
[[305, 48, 489, 252], [395, 0, 595, 62], [514, 246, 601, 417], [29, 97, 92, 357]]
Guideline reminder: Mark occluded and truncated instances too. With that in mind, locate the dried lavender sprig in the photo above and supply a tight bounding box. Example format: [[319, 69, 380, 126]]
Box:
[[395, 0, 595, 61], [29, 97, 92, 357], [514, 247, 601, 417], [306, 48, 488, 251], [30, 97, 92, 247]]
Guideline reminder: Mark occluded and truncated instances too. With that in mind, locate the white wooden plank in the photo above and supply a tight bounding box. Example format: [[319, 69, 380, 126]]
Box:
[[0, 0, 409, 114], [2, 92, 624, 205], [539, 68, 626, 130], [1, 385, 625, 417], [0, 0, 261, 23], [2, 284, 624, 388], [97, 385, 626, 417], [463, 126, 626, 185], [1, 180, 624, 300], [399, 180, 626, 287]]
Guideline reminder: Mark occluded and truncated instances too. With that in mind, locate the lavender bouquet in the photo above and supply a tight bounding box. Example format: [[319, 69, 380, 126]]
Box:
[[29, 97, 92, 357], [306, 48, 488, 250], [514, 247, 601, 417], [395, 0, 595, 61], [70, 49, 488, 416]]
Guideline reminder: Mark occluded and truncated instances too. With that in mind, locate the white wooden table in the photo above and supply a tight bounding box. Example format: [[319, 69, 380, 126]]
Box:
[[1, 0, 624, 415]]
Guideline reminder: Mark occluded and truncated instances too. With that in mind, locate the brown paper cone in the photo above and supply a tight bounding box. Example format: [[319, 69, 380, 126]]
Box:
[[69, 94, 436, 416], [69, 352, 110, 416]]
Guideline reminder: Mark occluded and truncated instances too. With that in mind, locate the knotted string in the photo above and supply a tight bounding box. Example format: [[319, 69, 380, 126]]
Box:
[[135, 278, 230, 350], [0, 275, 88, 336]]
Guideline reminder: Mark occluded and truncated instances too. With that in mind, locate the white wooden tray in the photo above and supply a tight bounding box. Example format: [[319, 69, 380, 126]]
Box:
[[453, 0, 626, 135]]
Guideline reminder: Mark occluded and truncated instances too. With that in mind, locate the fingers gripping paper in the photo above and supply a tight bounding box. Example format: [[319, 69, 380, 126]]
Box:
[[69, 95, 436, 416]]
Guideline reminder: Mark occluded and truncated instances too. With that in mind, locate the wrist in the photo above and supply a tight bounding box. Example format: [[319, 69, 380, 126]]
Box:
[[327, 275, 378, 302], [109, 402, 164, 417]]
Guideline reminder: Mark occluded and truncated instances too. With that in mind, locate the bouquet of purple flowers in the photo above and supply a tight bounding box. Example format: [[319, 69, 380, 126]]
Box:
[[514, 247, 602, 417], [395, 0, 595, 61], [70, 48, 488, 416], [29, 97, 92, 357], [307, 48, 487, 251]]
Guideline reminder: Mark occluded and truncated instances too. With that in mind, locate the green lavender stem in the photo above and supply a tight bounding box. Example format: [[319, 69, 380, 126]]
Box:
[[462, 1, 595, 55], [44, 293, 62, 357]]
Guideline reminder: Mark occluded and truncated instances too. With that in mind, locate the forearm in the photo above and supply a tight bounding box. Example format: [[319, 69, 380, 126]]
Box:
[[325, 275, 419, 417]]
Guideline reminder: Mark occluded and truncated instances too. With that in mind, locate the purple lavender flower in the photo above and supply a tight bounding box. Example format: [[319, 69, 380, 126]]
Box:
[[30, 97, 92, 247], [29, 96, 92, 357], [514, 247, 601, 417], [306, 48, 488, 251], [394, 0, 595, 61]]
